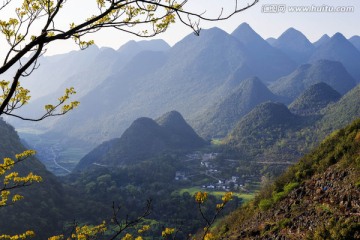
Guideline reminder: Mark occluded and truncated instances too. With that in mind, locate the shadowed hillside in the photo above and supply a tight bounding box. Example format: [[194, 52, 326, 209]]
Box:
[[74, 111, 206, 171]]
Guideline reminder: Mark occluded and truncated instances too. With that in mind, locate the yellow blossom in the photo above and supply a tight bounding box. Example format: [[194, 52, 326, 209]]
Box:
[[194, 192, 208, 204]]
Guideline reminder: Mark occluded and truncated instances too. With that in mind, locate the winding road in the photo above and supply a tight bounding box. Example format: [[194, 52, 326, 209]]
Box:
[[32, 134, 71, 173]]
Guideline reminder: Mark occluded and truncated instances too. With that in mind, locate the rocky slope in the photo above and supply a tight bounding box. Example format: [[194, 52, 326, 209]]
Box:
[[216, 119, 360, 239]]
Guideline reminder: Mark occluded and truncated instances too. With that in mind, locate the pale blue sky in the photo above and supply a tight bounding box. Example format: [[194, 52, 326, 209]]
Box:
[[47, 0, 360, 54], [1, 0, 360, 57]]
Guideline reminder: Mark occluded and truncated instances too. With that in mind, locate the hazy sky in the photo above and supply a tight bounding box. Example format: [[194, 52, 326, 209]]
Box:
[[1, 0, 360, 57]]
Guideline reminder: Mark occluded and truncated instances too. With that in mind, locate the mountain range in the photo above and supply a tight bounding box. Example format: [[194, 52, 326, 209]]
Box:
[[1, 21, 360, 239], [5, 23, 360, 171], [221, 80, 360, 164]]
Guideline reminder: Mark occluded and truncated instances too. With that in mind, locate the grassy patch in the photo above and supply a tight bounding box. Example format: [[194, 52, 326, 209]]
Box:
[[177, 187, 255, 202], [211, 138, 224, 146]]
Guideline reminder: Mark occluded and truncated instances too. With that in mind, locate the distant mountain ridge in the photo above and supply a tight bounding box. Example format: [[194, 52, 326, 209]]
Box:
[[270, 60, 356, 101], [7, 24, 360, 167], [74, 111, 206, 171], [231, 23, 296, 82], [319, 84, 360, 135], [310, 32, 360, 81], [271, 27, 314, 64]]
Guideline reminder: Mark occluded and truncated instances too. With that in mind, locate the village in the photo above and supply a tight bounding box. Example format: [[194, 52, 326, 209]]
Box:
[[175, 152, 258, 193]]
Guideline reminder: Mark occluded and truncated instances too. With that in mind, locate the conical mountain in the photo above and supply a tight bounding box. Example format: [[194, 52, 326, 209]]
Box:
[[289, 82, 341, 115], [225, 102, 304, 157], [272, 28, 315, 64], [194, 77, 281, 139], [310, 32, 360, 81], [167, 27, 249, 81], [231, 23, 296, 82], [74, 117, 167, 170], [270, 60, 356, 101], [75, 111, 206, 171], [137, 39, 171, 51], [43, 27, 255, 146], [313, 34, 330, 48], [156, 110, 206, 148], [349, 35, 360, 51], [231, 22, 269, 47]]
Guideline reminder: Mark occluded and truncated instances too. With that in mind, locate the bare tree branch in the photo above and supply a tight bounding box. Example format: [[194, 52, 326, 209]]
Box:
[[0, 0, 259, 121], [108, 199, 152, 240]]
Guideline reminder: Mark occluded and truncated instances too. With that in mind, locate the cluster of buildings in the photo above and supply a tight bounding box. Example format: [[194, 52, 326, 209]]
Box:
[[174, 151, 251, 192]]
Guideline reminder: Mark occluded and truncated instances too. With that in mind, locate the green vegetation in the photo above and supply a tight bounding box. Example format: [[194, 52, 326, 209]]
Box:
[[289, 82, 341, 115], [64, 155, 242, 238], [178, 187, 255, 202], [225, 102, 313, 162], [213, 118, 360, 239], [194, 77, 280, 139]]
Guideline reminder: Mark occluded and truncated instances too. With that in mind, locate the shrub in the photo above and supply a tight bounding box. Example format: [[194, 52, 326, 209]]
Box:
[[258, 199, 273, 211]]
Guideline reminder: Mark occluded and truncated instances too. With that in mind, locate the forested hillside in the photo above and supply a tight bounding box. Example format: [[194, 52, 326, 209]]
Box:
[[288, 82, 341, 115], [215, 119, 360, 239]]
